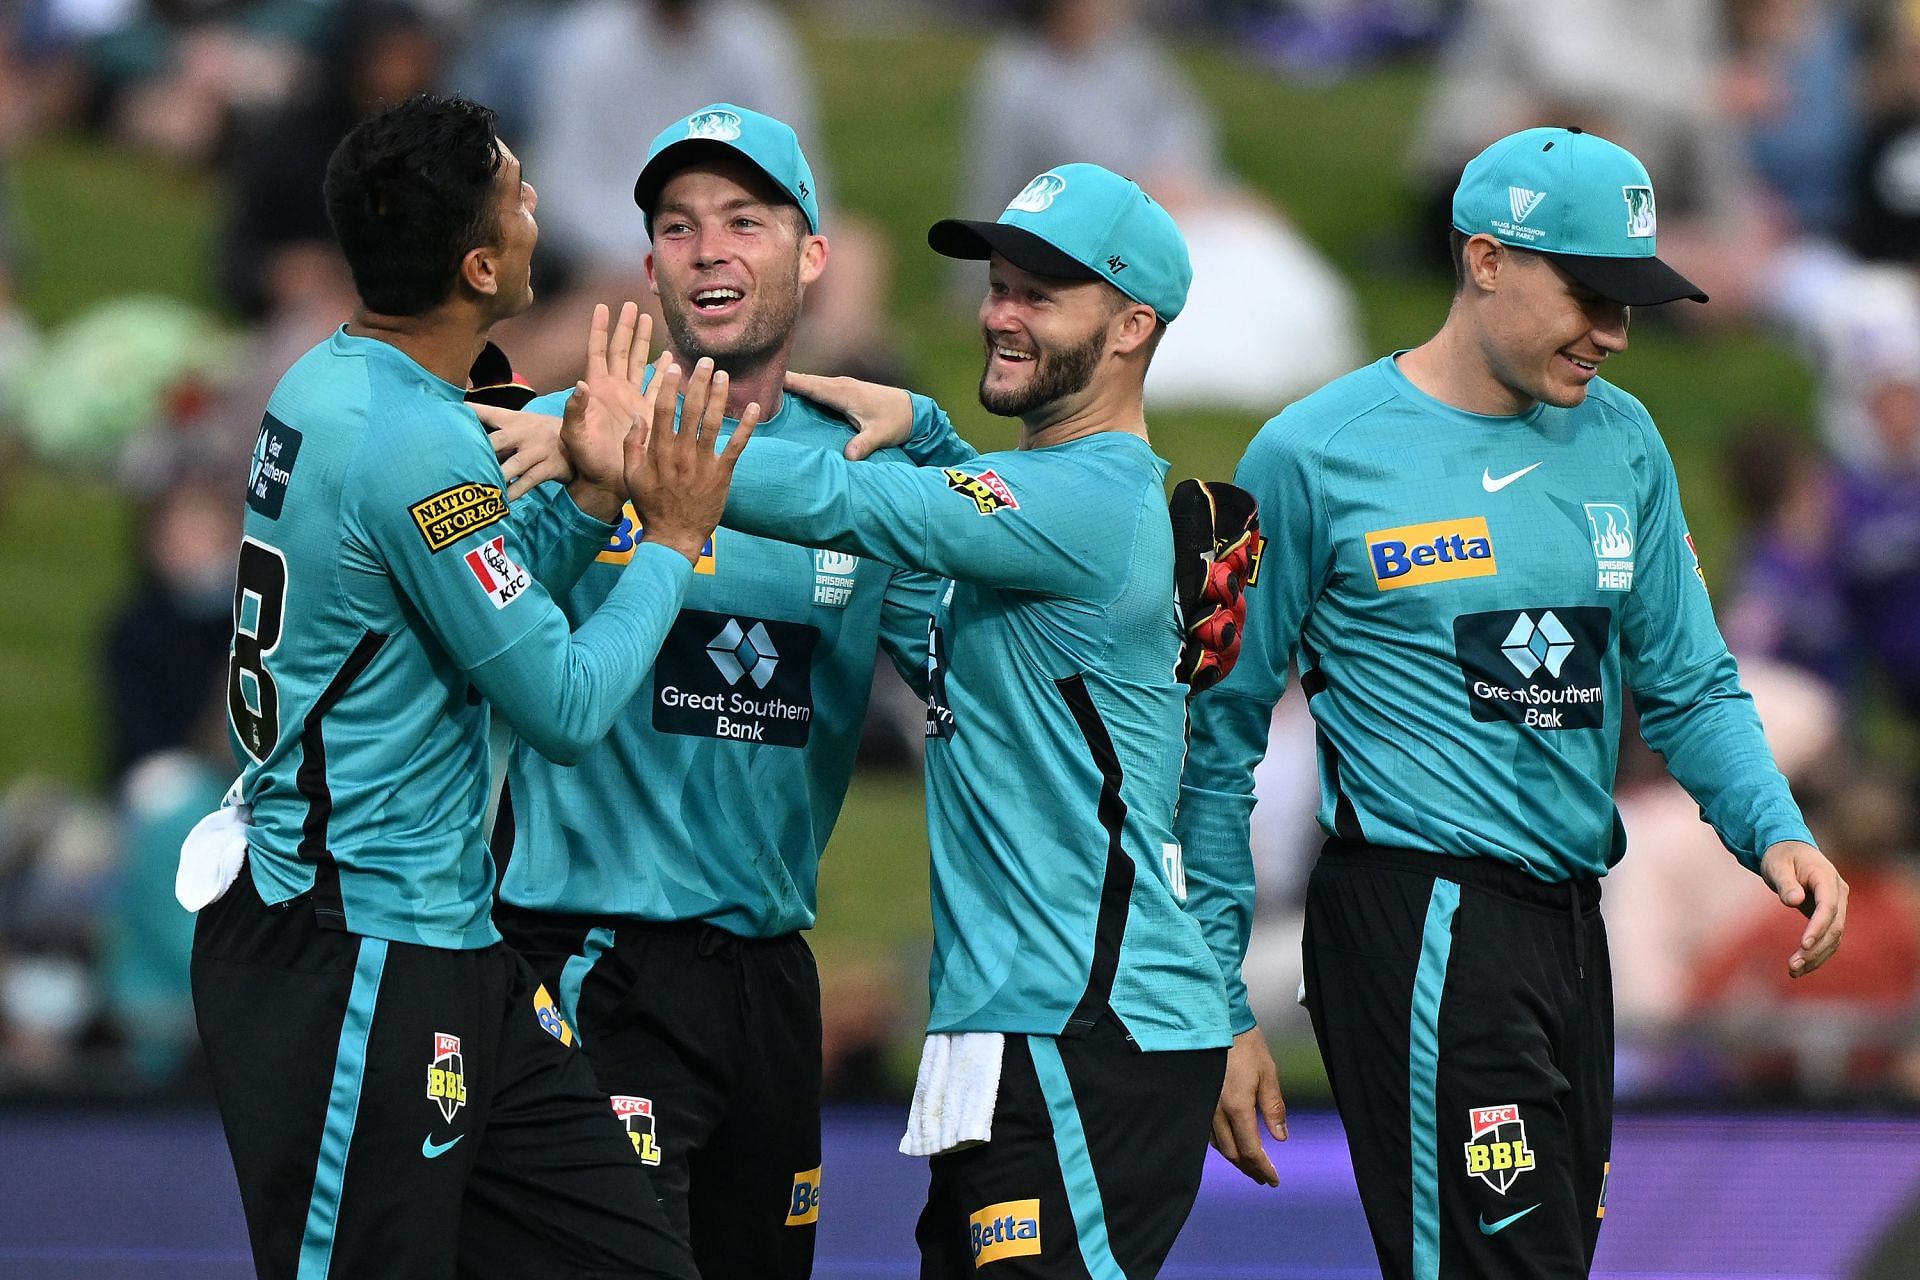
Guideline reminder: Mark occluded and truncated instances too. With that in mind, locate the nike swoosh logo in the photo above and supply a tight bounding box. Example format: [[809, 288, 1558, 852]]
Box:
[[1482, 462, 1544, 492], [1479, 1204, 1540, 1235], [422, 1134, 464, 1159]]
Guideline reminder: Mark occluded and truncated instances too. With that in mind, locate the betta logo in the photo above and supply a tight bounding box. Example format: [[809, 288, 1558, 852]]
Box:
[[968, 1200, 1041, 1266]]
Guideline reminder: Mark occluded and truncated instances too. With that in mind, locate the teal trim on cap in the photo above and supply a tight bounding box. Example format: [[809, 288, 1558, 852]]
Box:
[[298, 937, 388, 1280], [1029, 1037, 1127, 1280], [970, 163, 1191, 321], [1452, 127, 1659, 260], [556, 925, 617, 1050], [1409, 880, 1459, 1280], [634, 103, 821, 234]]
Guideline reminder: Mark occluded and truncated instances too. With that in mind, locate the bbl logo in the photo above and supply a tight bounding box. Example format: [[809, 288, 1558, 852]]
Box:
[[943, 468, 1019, 515], [786, 1166, 822, 1226], [427, 1032, 468, 1122], [611, 1095, 662, 1166], [1464, 1104, 1536, 1194], [969, 1199, 1041, 1265], [1007, 172, 1067, 213]]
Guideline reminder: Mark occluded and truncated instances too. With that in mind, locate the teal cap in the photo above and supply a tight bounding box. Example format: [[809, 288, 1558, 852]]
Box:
[[1451, 126, 1705, 306], [632, 103, 821, 235], [928, 163, 1192, 321]]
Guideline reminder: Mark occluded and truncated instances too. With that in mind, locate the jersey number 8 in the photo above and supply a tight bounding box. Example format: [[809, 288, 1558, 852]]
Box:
[[229, 537, 288, 763]]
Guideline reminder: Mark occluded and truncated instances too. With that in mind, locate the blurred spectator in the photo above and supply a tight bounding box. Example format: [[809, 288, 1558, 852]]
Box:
[[1685, 770, 1920, 1100], [1721, 0, 1863, 238], [100, 692, 226, 1090], [508, 0, 896, 386], [1847, 0, 1920, 265], [216, 0, 438, 323], [1606, 662, 1844, 1071], [1719, 424, 1851, 688], [100, 461, 240, 785], [1831, 348, 1920, 720], [960, 0, 1363, 408], [0, 778, 118, 1092]]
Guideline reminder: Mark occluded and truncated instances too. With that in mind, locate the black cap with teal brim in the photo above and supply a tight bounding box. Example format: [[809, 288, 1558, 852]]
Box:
[[929, 164, 1192, 321], [1452, 127, 1706, 307], [632, 103, 822, 235]]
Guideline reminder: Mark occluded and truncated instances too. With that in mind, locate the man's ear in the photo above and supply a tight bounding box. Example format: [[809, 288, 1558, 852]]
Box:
[[460, 244, 501, 298], [645, 251, 661, 299], [1110, 302, 1159, 357], [1465, 233, 1505, 294], [798, 233, 829, 289]]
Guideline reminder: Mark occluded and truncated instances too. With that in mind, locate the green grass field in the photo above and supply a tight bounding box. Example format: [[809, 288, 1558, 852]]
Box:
[[0, 24, 1815, 1090]]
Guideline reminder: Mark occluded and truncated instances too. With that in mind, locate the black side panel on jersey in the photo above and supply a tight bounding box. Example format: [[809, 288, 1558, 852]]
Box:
[[1055, 675, 1137, 1037], [298, 631, 390, 927]]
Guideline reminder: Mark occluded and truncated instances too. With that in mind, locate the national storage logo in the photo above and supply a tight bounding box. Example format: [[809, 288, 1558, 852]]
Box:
[[1366, 517, 1497, 590]]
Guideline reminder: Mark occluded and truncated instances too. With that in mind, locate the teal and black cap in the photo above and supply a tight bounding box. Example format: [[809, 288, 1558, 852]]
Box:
[[632, 103, 822, 235], [1452, 126, 1706, 306], [929, 163, 1192, 321]]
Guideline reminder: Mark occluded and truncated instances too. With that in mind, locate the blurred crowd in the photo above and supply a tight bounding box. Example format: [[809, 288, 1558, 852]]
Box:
[[1, 0, 1919, 1105]]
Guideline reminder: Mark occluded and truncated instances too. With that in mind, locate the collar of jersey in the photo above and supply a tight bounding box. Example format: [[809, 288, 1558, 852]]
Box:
[[1379, 352, 1550, 431], [331, 326, 468, 403]]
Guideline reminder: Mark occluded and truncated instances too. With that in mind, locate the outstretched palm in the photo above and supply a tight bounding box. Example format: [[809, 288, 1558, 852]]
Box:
[[563, 302, 666, 498]]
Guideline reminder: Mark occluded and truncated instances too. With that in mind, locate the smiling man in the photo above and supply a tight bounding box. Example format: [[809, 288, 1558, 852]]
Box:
[[709, 162, 1233, 1278], [1175, 127, 1850, 1279], [488, 104, 952, 1280]]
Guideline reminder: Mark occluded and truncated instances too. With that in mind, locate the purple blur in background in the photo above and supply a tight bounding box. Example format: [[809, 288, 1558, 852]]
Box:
[[1, 1108, 1916, 1278]]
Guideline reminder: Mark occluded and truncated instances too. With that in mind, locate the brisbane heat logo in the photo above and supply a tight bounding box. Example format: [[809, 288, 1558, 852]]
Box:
[[1464, 1104, 1536, 1194], [427, 1033, 468, 1123]]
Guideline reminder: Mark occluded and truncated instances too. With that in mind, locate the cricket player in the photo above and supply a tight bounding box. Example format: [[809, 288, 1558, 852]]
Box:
[[719, 162, 1234, 1278], [1177, 127, 1849, 1278], [189, 94, 744, 1280], [477, 104, 953, 1279]]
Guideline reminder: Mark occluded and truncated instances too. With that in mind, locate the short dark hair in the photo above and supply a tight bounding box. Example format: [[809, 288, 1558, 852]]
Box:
[[324, 94, 505, 316]]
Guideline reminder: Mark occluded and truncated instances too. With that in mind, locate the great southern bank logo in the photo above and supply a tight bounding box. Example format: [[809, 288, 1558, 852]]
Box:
[[706, 618, 779, 689], [1500, 611, 1574, 679]]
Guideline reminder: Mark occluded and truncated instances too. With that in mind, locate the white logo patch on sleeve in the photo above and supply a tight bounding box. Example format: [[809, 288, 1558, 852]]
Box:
[[464, 535, 530, 609]]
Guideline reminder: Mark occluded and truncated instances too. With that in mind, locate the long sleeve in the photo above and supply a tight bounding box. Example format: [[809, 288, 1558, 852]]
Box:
[[722, 436, 1137, 597], [350, 410, 691, 766], [1622, 414, 1814, 870], [1175, 417, 1333, 1032]]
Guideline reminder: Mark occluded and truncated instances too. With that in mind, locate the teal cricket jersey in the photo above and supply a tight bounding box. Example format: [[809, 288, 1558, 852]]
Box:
[[496, 389, 948, 937], [230, 329, 691, 949], [1177, 354, 1814, 1031], [720, 403, 1232, 1052]]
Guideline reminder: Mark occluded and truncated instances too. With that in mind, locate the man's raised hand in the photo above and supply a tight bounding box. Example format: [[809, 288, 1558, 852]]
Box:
[[625, 357, 757, 564]]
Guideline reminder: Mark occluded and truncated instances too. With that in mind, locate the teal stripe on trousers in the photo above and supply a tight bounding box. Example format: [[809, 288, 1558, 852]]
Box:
[[1027, 1038, 1127, 1280], [557, 926, 617, 1049], [1409, 880, 1459, 1280], [298, 937, 388, 1280]]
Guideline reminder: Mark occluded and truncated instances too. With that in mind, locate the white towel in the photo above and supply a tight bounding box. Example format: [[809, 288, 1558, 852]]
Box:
[[899, 1032, 1005, 1158], [175, 777, 251, 912]]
